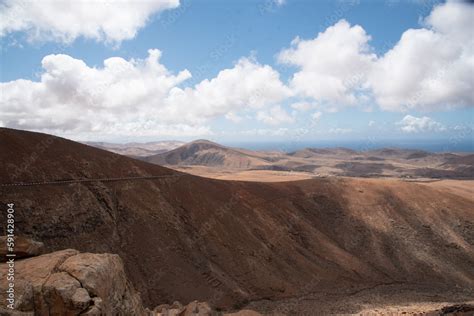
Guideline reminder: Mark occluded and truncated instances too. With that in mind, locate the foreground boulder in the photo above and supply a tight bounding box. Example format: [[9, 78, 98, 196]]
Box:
[[154, 300, 216, 316], [0, 249, 148, 315], [0, 236, 44, 261], [222, 311, 264, 316], [152, 301, 265, 316], [0, 247, 263, 316]]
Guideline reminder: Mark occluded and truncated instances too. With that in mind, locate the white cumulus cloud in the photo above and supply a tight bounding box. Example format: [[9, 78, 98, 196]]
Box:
[[278, 19, 376, 107], [162, 57, 291, 125], [279, 1, 473, 113], [225, 112, 243, 123], [256, 105, 295, 125], [369, 1, 474, 111], [0, 51, 289, 138], [311, 111, 322, 122], [397, 115, 446, 133], [0, 0, 180, 44]]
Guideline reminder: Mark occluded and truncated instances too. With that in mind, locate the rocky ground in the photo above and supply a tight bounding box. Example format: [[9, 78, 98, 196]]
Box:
[[1, 237, 473, 316], [0, 236, 262, 315]]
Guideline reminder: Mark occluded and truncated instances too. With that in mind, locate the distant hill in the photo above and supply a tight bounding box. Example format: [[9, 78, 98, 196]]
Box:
[[143, 139, 272, 169], [365, 148, 431, 159], [443, 153, 474, 166], [141, 141, 474, 179], [85, 140, 185, 157], [289, 147, 357, 158]]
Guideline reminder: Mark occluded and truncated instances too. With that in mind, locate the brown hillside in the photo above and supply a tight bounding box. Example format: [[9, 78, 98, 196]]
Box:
[[0, 128, 176, 184], [143, 139, 271, 169], [1, 128, 473, 313]]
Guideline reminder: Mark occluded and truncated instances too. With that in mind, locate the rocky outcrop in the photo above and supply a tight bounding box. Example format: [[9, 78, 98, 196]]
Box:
[[0, 243, 263, 316], [152, 301, 264, 316], [224, 312, 263, 316], [154, 300, 216, 316], [440, 304, 474, 315], [0, 249, 147, 315], [0, 236, 44, 261]]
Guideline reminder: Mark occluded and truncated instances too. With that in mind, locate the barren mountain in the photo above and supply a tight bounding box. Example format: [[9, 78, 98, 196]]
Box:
[[289, 147, 358, 158], [144, 139, 272, 169], [443, 154, 474, 167], [1, 128, 473, 314], [85, 140, 185, 157], [364, 148, 431, 159], [144, 141, 474, 180]]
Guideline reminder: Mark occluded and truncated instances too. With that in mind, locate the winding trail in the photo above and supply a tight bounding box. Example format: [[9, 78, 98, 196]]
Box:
[[0, 174, 184, 187]]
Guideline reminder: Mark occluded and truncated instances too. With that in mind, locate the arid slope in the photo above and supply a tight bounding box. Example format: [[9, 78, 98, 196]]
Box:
[[85, 140, 185, 157], [144, 139, 272, 169], [141, 140, 474, 180], [1, 128, 473, 313]]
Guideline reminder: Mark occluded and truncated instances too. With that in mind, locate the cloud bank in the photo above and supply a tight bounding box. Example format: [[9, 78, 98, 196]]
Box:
[[279, 0, 473, 112], [0, 0, 180, 44], [278, 19, 375, 106], [397, 115, 445, 133], [370, 0, 474, 111], [0, 51, 289, 137]]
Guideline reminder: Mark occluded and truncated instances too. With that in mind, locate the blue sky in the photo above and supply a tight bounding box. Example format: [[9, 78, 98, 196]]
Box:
[[0, 0, 473, 149], [0, 1, 436, 81]]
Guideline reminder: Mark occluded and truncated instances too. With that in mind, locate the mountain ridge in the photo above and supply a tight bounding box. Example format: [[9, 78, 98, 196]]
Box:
[[138, 138, 474, 180], [143, 139, 272, 169]]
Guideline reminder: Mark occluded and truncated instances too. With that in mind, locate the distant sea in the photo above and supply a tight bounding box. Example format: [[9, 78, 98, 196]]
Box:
[[224, 139, 474, 153]]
